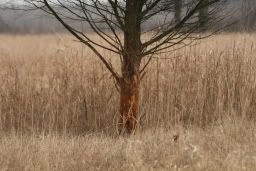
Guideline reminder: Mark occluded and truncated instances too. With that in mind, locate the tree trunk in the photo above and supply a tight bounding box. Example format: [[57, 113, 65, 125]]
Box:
[[118, 72, 140, 134], [118, 0, 143, 134]]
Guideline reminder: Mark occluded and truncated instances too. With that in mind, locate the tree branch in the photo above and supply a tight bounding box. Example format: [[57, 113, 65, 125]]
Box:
[[43, 0, 120, 82]]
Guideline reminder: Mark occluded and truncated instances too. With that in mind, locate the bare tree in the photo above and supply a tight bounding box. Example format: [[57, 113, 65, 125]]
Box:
[[21, 0, 223, 134], [174, 0, 182, 23], [0, 15, 9, 32], [198, 0, 209, 31], [241, 0, 256, 31]]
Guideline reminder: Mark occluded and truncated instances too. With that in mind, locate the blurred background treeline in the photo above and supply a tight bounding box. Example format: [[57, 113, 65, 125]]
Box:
[[0, 0, 255, 34]]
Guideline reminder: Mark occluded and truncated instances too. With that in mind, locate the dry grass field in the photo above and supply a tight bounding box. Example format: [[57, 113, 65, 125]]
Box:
[[0, 33, 256, 170]]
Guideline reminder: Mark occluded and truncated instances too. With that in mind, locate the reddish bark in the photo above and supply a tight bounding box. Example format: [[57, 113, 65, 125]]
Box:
[[118, 73, 140, 134]]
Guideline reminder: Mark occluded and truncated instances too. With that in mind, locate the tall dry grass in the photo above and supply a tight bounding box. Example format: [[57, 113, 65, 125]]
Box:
[[0, 33, 256, 170], [0, 33, 256, 135]]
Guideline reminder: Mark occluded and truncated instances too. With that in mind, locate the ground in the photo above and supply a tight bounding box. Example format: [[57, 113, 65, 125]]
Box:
[[1, 119, 256, 171]]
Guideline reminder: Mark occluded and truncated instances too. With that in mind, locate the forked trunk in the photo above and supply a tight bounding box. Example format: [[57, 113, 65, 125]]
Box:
[[118, 72, 140, 134]]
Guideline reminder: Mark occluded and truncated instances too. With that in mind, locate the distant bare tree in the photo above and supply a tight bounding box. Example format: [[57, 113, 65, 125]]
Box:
[[0, 15, 9, 32], [198, 0, 209, 31], [174, 0, 182, 23], [21, 0, 223, 134], [241, 0, 256, 31]]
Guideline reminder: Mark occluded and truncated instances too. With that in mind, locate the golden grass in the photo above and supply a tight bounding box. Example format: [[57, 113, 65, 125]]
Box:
[[1, 119, 256, 171], [0, 33, 256, 170]]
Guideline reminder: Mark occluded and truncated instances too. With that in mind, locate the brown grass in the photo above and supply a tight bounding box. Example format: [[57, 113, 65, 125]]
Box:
[[0, 33, 256, 170]]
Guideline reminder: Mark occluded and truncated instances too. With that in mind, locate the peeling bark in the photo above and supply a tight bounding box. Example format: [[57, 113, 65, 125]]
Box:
[[118, 72, 140, 134]]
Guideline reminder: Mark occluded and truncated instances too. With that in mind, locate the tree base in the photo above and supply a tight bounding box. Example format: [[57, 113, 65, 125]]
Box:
[[118, 73, 140, 135], [117, 116, 138, 135]]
